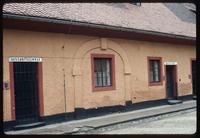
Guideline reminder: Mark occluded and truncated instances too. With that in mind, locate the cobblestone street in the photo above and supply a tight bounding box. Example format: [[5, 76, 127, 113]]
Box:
[[102, 110, 196, 134]]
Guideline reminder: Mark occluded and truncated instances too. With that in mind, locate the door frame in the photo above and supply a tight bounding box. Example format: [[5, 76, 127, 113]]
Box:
[[9, 62, 44, 120], [190, 58, 196, 95], [164, 65, 178, 98]]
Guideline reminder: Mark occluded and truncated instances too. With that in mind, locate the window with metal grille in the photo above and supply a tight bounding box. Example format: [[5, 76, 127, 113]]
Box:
[[150, 60, 160, 82], [94, 58, 112, 87], [91, 54, 115, 91], [148, 57, 163, 86]]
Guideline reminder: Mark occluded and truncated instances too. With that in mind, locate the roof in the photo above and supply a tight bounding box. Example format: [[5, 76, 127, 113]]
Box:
[[3, 3, 196, 38], [164, 3, 196, 24]]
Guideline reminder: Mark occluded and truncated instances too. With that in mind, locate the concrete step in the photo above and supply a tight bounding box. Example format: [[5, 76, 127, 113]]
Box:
[[167, 99, 183, 105], [192, 95, 196, 100], [14, 122, 45, 130]]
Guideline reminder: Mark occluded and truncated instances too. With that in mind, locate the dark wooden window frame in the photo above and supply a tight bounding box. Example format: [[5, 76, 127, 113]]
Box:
[[9, 62, 44, 120], [91, 54, 116, 92], [147, 57, 163, 86]]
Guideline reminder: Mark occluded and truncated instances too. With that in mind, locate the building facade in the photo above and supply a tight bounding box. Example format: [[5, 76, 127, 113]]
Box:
[[3, 3, 196, 129]]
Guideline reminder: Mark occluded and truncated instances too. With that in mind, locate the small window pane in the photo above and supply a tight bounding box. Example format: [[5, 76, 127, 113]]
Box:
[[102, 72, 106, 86], [154, 61, 159, 82], [94, 72, 98, 86], [106, 60, 111, 86], [150, 70, 154, 82], [102, 60, 106, 86], [98, 72, 102, 86], [150, 61, 154, 82]]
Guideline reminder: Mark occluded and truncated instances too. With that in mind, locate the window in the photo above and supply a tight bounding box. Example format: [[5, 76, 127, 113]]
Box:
[[148, 57, 163, 86], [94, 58, 112, 87], [91, 54, 115, 91], [150, 60, 160, 82]]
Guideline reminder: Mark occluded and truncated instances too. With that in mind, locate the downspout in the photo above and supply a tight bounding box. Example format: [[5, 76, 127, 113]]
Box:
[[62, 20, 72, 119]]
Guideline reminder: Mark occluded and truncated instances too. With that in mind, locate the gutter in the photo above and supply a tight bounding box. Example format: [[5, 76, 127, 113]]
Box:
[[3, 13, 196, 42]]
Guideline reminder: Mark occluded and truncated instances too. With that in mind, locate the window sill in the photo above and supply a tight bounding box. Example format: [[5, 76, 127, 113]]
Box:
[[92, 86, 116, 92], [148, 82, 163, 86]]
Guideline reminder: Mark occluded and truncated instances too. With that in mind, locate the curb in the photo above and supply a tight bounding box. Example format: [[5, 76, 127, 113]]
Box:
[[68, 106, 196, 134]]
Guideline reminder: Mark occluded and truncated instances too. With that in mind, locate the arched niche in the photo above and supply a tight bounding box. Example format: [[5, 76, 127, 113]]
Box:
[[72, 38, 132, 109]]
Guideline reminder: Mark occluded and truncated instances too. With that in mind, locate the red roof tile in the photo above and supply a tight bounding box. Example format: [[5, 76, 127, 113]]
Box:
[[3, 3, 196, 37]]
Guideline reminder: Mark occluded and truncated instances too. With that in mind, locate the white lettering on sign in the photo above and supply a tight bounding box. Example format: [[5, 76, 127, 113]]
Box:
[[9, 57, 42, 62], [164, 61, 177, 65]]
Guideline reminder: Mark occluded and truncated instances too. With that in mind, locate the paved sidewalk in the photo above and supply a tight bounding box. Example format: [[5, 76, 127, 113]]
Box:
[[5, 100, 196, 135]]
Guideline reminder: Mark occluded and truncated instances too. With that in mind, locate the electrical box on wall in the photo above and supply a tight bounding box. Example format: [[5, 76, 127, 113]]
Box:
[[3, 81, 10, 90]]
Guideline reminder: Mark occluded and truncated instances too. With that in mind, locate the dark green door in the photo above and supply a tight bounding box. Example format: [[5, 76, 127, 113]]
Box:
[[14, 62, 40, 124], [166, 66, 174, 98], [192, 60, 196, 96]]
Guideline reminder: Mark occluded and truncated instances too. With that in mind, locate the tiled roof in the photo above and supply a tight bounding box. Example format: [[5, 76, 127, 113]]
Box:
[[164, 3, 196, 24], [3, 3, 196, 37]]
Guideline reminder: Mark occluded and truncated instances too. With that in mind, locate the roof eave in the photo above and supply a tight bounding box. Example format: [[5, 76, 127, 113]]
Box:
[[3, 13, 196, 45]]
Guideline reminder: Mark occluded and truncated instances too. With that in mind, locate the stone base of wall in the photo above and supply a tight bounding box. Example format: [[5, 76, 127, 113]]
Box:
[[3, 94, 194, 131]]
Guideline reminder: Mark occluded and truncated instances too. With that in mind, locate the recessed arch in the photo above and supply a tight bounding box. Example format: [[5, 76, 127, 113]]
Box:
[[72, 38, 132, 109], [72, 38, 131, 76]]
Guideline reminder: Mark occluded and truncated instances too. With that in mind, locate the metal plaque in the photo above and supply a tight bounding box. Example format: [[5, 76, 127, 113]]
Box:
[[164, 61, 177, 65], [9, 57, 42, 62]]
